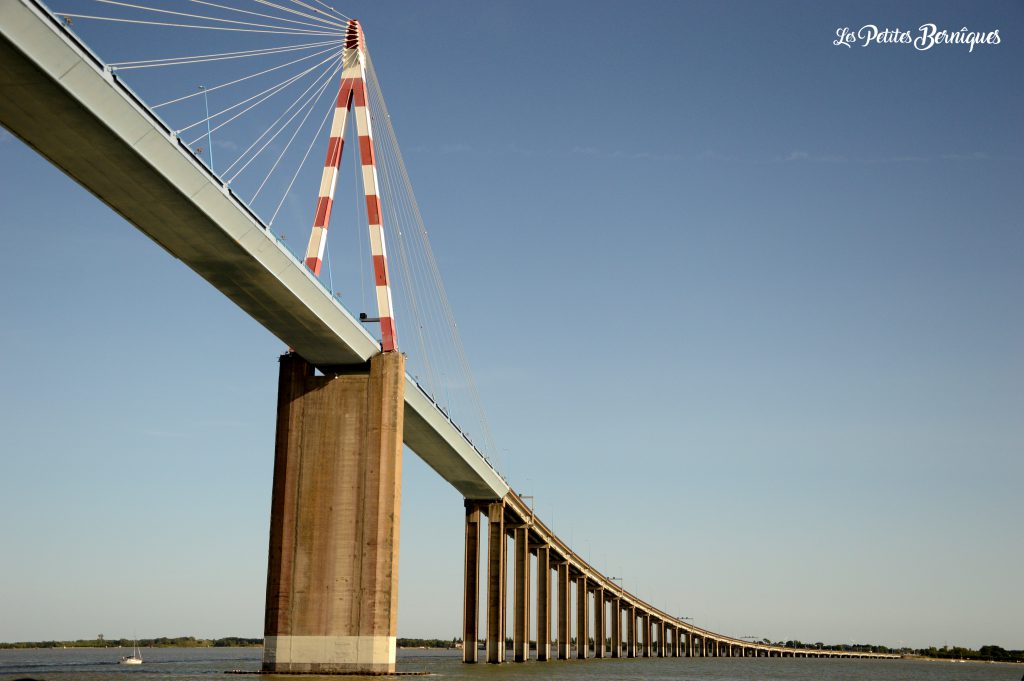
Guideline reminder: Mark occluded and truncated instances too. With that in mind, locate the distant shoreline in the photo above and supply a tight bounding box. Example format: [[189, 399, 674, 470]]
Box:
[[0, 637, 262, 650], [908, 655, 1023, 666], [0, 644, 262, 650], [0, 637, 457, 651]]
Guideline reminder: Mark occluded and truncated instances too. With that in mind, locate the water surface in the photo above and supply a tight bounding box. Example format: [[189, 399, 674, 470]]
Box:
[[1, 647, 1020, 681]]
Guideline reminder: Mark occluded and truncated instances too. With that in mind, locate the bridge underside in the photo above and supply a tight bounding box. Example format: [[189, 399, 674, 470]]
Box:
[[0, 0, 508, 502]]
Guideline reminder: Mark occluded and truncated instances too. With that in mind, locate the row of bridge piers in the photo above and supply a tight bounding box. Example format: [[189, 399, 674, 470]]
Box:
[[463, 494, 895, 664]]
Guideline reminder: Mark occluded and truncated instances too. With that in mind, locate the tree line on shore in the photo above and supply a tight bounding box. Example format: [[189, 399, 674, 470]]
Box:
[[0, 636, 456, 650], [0, 636, 261, 649], [775, 639, 1022, 661]]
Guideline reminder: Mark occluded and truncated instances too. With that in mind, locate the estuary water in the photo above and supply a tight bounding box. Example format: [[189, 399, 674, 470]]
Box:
[[1, 647, 1020, 681]]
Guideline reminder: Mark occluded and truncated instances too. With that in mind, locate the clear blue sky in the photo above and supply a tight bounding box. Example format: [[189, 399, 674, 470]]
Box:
[[1, 0, 1021, 650]]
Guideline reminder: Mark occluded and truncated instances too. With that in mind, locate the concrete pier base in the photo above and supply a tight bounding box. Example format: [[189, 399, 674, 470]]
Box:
[[263, 352, 405, 675]]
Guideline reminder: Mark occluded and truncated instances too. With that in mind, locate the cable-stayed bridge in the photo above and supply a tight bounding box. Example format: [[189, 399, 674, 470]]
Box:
[[0, 0, 897, 673]]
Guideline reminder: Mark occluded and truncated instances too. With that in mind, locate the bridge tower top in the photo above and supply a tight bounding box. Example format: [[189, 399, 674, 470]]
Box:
[[304, 19, 398, 352], [344, 18, 366, 50]]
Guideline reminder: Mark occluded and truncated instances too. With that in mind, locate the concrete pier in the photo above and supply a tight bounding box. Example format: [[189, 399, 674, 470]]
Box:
[[576, 576, 589, 659], [512, 525, 530, 662], [622, 606, 630, 655], [593, 587, 605, 658], [263, 352, 405, 675], [486, 502, 506, 663], [462, 502, 481, 663], [557, 562, 571, 659], [536, 546, 551, 661], [610, 598, 622, 658], [641, 613, 652, 657]]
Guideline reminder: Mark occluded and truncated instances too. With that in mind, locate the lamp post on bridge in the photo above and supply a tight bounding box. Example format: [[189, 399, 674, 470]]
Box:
[[519, 494, 534, 521], [198, 85, 213, 171]]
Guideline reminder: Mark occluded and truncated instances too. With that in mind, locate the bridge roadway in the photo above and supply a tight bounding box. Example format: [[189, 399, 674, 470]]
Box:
[[0, 0, 898, 664]]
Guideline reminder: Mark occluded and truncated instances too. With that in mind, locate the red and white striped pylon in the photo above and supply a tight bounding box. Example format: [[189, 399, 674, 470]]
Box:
[[304, 20, 397, 352]]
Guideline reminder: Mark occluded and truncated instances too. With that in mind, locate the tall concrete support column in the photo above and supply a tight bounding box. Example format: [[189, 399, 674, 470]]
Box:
[[626, 606, 637, 658], [556, 562, 571, 660], [485, 502, 506, 664], [535, 547, 551, 662], [610, 599, 622, 658], [656, 620, 666, 657], [700, 636, 707, 657], [641, 613, 652, 658], [264, 353, 405, 675], [685, 631, 692, 657], [669, 627, 678, 657], [512, 526, 530, 662], [593, 587, 605, 658], [462, 502, 481, 663], [575, 577, 589, 659]]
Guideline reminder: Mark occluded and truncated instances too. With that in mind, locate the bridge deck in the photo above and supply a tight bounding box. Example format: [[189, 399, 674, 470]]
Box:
[[0, 0, 508, 501]]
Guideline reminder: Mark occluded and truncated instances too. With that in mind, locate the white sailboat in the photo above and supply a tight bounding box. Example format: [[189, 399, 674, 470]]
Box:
[[119, 640, 143, 665]]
